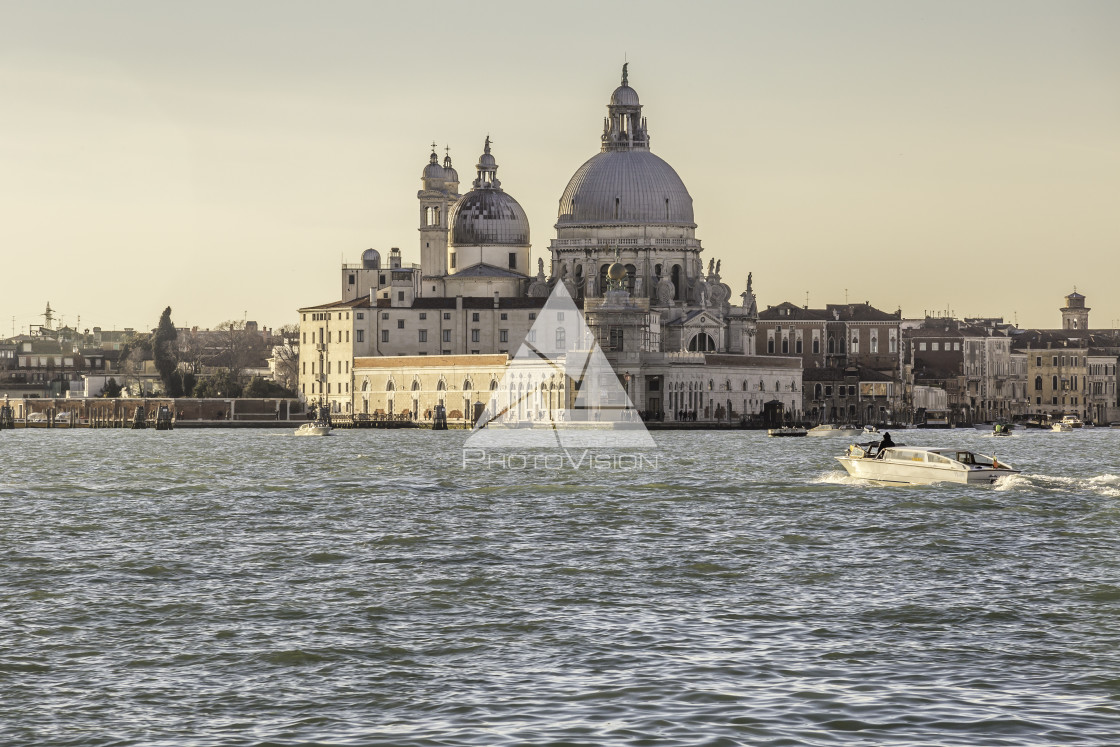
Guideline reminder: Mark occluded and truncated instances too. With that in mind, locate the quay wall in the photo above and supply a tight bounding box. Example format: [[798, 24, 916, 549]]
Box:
[[4, 397, 304, 427]]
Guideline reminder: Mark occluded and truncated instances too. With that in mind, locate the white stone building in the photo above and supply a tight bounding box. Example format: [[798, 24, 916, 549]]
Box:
[[299, 67, 802, 422]]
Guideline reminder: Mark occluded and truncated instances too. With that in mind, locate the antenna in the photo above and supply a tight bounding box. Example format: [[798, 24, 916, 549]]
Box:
[[844, 288, 848, 304]]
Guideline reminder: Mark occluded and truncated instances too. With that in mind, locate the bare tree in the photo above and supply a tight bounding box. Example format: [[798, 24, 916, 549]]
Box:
[[215, 320, 266, 380], [270, 323, 300, 390], [177, 329, 209, 374]]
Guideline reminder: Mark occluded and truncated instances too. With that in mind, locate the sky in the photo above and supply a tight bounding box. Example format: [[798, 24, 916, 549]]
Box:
[[2, 0, 1118, 335]]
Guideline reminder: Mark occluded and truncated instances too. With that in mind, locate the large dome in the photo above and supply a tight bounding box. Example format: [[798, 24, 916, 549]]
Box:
[[450, 190, 530, 246], [556, 150, 695, 227]]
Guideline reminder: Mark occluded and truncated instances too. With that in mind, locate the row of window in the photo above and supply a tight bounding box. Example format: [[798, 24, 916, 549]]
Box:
[[918, 342, 962, 352]]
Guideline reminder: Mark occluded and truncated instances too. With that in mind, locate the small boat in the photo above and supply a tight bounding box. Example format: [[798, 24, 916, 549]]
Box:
[[1059, 415, 1084, 428], [767, 427, 807, 437], [836, 443, 1019, 485], [992, 423, 1013, 436], [806, 424, 858, 437], [863, 425, 880, 435], [295, 421, 332, 436], [1051, 422, 1073, 432]]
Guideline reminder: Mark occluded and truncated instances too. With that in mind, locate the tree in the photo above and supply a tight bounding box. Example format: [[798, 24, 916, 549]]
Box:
[[192, 370, 243, 398], [215, 319, 266, 380], [153, 306, 181, 396], [101, 377, 122, 398], [271, 323, 300, 391], [116, 333, 151, 396], [244, 376, 295, 399]]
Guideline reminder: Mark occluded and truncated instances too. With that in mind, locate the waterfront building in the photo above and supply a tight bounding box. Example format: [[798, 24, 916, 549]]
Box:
[[758, 300, 902, 424], [300, 67, 802, 423]]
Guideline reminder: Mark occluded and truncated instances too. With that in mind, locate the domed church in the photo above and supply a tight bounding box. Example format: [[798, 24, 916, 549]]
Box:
[[299, 67, 803, 424]]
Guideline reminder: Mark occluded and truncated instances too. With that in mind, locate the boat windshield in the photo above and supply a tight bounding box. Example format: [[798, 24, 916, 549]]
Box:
[[956, 451, 994, 467]]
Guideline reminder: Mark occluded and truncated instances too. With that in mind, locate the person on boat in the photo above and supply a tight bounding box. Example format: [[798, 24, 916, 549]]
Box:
[[878, 432, 895, 451]]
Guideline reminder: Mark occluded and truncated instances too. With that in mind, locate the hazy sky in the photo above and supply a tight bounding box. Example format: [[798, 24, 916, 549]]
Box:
[[3, 0, 1118, 335]]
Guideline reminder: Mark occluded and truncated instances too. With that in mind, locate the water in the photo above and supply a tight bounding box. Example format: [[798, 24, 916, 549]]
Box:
[[2, 428, 1120, 746]]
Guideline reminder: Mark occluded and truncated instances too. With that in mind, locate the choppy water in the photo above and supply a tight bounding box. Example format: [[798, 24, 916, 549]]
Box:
[[3, 427, 1120, 746]]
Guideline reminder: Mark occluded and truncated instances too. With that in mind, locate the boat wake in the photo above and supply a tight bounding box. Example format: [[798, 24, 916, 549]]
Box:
[[811, 470, 894, 487], [993, 473, 1120, 497]]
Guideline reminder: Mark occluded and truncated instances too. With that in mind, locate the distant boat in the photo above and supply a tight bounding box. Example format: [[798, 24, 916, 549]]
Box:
[[768, 427, 807, 437], [295, 421, 332, 436], [1051, 422, 1073, 432], [1060, 415, 1084, 428], [837, 444, 1019, 485], [806, 424, 858, 437]]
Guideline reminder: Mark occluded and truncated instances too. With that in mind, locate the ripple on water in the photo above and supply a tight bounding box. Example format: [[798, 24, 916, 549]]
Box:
[[1, 429, 1119, 746]]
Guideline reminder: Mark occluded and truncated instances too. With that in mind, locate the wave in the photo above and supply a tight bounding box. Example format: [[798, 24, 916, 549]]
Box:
[[811, 470, 876, 486], [994, 473, 1120, 497]]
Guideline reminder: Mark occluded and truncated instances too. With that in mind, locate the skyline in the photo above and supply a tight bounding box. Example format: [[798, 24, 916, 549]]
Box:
[[3, 1, 1119, 335]]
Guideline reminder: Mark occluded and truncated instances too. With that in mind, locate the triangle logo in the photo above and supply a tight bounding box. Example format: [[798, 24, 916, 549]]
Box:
[[465, 280, 656, 449]]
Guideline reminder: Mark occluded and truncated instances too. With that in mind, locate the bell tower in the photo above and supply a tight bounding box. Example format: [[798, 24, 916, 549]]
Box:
[[1061, 289, 1090, 330], [418, 144, 458, 279]]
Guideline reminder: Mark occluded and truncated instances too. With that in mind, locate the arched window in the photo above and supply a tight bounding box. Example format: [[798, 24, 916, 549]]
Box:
[[1052, 375, 1058, 390], [437, 379, 446, 391], [490, 378, 498, 390], [828, 337, 835, 354], [463, 379, 472, 391], [1034, 376, 1043, 391], [815, 383, 823, 399], [411, 379, 421, 391], [781, 338, 789, 354], [688, 333, 715, 352], [386, 380, 395, 392]]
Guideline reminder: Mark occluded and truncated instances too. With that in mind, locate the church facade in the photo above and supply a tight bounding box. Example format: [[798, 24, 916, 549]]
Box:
[[298, 68, 802, 423]]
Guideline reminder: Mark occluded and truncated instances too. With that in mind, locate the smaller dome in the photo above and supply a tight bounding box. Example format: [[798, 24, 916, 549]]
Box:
[[610, 85, 640, 107], [478, 153, 497, 170], [450, 191, 529, 246], [422, 151, 444, 181], [443, 155, 458, 183], [607, 262, 627, 282], [362, 248, 381, 269]]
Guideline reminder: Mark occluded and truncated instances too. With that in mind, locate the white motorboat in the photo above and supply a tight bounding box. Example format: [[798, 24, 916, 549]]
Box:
[[807, 424, 860, 437], [1051, 422, 1073, 432], [1059, 415, 1083, 428], [836, 443, 1019, 485], [295, 421, 332, 436], [863, 425, 880, 435]]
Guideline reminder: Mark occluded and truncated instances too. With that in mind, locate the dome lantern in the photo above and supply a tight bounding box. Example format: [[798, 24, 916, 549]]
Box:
[[602, 63, 649, 152]]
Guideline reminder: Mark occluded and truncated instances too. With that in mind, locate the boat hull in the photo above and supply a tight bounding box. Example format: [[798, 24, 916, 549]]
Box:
[[836, 456, 1017, 485], [295, 424, 332, 436]]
